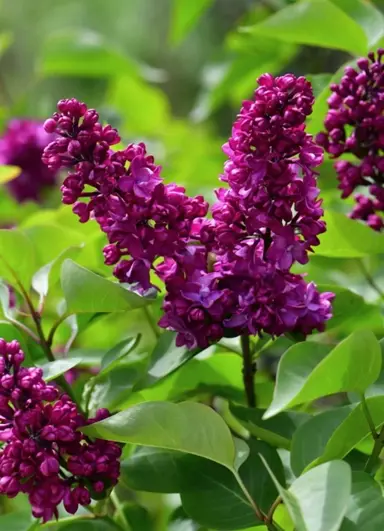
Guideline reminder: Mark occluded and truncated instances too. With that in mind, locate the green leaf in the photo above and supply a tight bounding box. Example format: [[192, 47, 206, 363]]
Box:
[[101, 335, 141, 373], [330, 0, 384, 48], [265, 330, 381, 418], [170, 0, 214, 44], [0, 512, 32, 531], [58, 518, 122, 530], [84, 352, 147, 414], [290, 405, 354, 475], [0, 165, 21, 183], [81, 401, 236, 470], [262, 458, 351, 531], [231, 404, 308, 449], [143, 331, 200, 386], [320, 285, 383, 332], [317, 211, 384, 258], [25, 224, 85, 267], [0, 229, 37, 290], [307, 395, 384, 467], [0, 32, 13, 59], [108, 75, 170, 137], [123, 503, 153, 531], [340, 471, 384, 531], [124, 353, 273, 409], [61, 260, 152, 314], [121, 446, 185, 493], [40, 30, 138, 77], [38, 358, 83, 382], [181, 440, 284, 530], [32, 245, 82, 302], [241, 0, 367, 55]]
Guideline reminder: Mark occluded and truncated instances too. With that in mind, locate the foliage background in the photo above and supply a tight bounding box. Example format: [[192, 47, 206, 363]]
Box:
[[1, 0, 384, 530]]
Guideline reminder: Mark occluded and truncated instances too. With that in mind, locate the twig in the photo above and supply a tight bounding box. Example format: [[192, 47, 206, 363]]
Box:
[[365, 425, 384, 474], [241, 334, 256, 407], [266, 496, 282, 529], [357, 259, 384, 300]]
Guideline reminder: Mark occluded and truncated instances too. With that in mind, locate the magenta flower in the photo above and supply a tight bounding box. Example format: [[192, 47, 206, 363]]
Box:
[[160, 74, 333, 348], [0, 120, 58, 202], [42, 99, 208, 294], [0, 339, 121, 522], [317, 49, 384, 230]]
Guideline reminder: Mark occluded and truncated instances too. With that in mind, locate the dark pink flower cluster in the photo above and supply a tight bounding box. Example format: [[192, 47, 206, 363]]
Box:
[[317, 49, 384, 231], [0, 339, 121, 522], [42, 99, 208, 293], [0, 120, 58, 202], [43, 83, 333, 350], [160, 74, 334, 348]]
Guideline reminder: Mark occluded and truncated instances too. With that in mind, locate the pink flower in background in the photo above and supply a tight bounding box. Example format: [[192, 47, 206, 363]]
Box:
[[0, 120, 58, 202]]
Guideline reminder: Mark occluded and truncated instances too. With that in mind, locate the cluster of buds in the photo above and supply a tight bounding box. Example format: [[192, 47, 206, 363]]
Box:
[[0, 340, 121, 522], [317, 49, 384, 230]]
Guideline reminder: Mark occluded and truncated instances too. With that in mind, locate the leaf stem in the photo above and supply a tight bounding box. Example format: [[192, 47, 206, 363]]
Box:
[[266, 495, 282, 525], [143, 306, 159, 339], [245, 422, 291, 451], [47, 312, 72, 347], [234, 471, 264, 522], [111, 489, 131, 530], [365, 425, 384, 474], [241, 334, 256, 407], [40, 515, 94, 528], [357, 259, 384, 300], [360, 393, 377, 440], [15, 279, 83, 412], [5, 316, 40, 342]]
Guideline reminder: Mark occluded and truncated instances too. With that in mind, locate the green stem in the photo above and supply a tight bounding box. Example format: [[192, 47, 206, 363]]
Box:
[[365, 425, 384, 474], [234, 471, 264, 522], [245, 422, 291, 451], [241, 334, 256, 407], [111, 490, 131, 530], [15, 278, 83, 412], [361, 393, 377, 440], [47, 312, 72, 347], [143, 306, 159, 339], [5, 316, 40, 342]]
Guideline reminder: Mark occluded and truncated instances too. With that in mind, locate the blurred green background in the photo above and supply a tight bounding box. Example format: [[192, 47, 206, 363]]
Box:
[[2, 0, 382, 202]]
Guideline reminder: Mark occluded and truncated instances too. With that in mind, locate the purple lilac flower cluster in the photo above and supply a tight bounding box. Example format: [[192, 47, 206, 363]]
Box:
[[317, 49, 384, 231], [0, 339, 121, 522], [42, 99, 208, 293], [160, 74, 333, 348], [43, 80, 333, 350], [0, 119, 58, 202]]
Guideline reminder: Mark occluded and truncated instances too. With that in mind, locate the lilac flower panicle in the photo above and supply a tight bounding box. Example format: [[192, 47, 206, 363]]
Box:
[[160, 74, 334, 349], [317, 49, 384, 230], [0, 120, 59, 202], [0, 340, 121, 522], [43, 86, 333, 351], [42, 99, 208, 294]]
